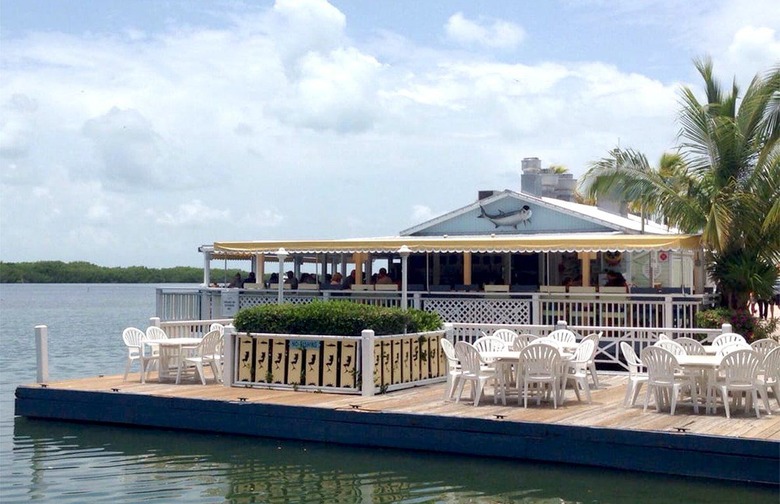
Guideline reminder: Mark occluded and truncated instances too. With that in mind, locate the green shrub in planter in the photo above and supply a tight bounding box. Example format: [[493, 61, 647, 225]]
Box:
[[233, 301, 442, 336], [695, 308, 732, 329], [695, 307, 777, 342]]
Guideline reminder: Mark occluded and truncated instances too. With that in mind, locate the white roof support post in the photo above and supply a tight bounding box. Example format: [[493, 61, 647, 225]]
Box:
[[202, 250, 212, 286], [399, 245, 411, 311]]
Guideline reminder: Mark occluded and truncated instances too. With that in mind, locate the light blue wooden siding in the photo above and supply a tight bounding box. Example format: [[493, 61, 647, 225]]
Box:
[[412, 199, 611, 236]]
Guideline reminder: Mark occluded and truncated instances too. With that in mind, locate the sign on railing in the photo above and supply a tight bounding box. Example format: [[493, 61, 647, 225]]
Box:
[[231, 330, 447, 394], [235, 334, 359, 391]]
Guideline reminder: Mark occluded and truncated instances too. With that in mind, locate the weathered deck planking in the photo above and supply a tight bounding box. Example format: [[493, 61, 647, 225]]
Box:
[[20, 372, 780, 440], [15, 372, 780, 485]]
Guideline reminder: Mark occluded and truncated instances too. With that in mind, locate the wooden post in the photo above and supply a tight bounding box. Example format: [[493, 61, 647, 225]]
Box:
[[361, 329, 375, 396], [255, 254, 265, 285], [579, 252, 591, 286], [35, 325, 49, 383], [463, 252, 472, 285]]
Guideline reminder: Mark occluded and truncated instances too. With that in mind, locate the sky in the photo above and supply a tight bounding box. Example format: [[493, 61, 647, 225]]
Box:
[[1, 0, 779, 268]]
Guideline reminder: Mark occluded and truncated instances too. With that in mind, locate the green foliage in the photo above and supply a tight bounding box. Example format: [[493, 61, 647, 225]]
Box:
[[695, 308, 732, 329], [695, 307, 777, 342], [0, 260, 246, 284], [580, 58, 780, 309], [233, 300, 443, 336]]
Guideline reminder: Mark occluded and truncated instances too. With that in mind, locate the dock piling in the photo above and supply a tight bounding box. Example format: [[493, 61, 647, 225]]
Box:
[[35, 325, 49, 383]]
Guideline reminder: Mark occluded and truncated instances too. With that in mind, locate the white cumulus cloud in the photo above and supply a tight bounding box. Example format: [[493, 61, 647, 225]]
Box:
[[445, 13, 525, 50]]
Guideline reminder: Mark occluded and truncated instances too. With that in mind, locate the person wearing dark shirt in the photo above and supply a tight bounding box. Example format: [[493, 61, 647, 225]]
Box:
[[285, 271, 298, 289]]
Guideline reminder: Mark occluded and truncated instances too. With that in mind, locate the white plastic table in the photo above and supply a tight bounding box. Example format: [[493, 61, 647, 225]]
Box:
[[676, 354, 722, 413], [147, 338, 202, 383]]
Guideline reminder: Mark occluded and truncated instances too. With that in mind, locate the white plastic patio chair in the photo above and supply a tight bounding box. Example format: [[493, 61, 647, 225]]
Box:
[[657, 334, 671, 341], [146, 326, 168, 340], [472, 336, 507, 365], [562, 339, 595, 404], [490, 328, 519, 347], [181, 330, 223, 385], [655, 339, 687, 356], [757, 347, 780, 409], [717, 340, 751, 357], [620, 342, 647, 407], [440, 338, 462, 401], [712, 333, 747, 350], [511, 333, 539, 351], [122, 327, 158, 384], [547, 329, 577, 344], [675, 337, 706, 355], [580, 332, 602, 388], [708, 349, 768, 418], [209, 322, 225, 335], [145, 326, 168, 358], [453, 341, 502, 406], [750, 338, 780, 358], [516, 343, 563, 408], [641, 346, 699, 415]]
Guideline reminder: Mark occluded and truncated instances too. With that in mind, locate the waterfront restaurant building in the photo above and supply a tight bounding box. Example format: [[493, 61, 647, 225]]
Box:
[[202, 188, 703, 295], [188, 172, 707, 330]]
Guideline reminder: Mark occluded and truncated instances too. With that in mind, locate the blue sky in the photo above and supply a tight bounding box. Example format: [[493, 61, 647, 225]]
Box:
[[1, 0, 778, 267]]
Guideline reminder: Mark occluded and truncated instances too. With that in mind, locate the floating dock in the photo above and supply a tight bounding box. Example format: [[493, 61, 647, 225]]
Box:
[[15, 373, 780, 485]]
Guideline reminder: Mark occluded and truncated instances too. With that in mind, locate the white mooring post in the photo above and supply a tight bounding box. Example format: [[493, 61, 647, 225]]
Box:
[[223, 324, 235, 387], [721, 323, 733, 334], [555, 320, 568, 331], [35, 325, 49, 383], [361, 329, 375, 397]]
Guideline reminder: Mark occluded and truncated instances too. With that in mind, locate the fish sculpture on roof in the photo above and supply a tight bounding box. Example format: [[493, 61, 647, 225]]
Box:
[[478, 204, 532, 229]]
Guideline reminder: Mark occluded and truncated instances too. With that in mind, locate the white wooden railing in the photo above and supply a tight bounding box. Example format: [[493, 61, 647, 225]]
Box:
[[156, 287, 716, 330], [145, 317, 733, 390], [448, 321, 731, 372]]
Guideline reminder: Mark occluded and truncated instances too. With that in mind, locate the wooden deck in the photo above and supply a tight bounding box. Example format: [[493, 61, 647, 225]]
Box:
[[23, 371, 780, 440], [15, 372, 780, 485]]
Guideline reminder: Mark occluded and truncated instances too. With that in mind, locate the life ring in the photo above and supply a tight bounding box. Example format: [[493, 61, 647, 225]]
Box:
[[605, 251, 622, 266]]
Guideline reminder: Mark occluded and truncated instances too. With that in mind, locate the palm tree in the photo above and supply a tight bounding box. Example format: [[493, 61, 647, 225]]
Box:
[[579, 57, 780, 309]]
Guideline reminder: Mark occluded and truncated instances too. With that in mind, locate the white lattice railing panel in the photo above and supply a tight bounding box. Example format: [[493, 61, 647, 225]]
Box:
[[423, 298, 531, 325]]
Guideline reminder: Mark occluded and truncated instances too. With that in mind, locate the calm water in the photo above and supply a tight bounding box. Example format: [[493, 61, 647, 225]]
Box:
[[0, 284, 777, 503]]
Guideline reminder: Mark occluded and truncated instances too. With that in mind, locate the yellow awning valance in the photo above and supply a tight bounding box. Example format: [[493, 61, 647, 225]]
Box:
[[211, 233, 701, 257]]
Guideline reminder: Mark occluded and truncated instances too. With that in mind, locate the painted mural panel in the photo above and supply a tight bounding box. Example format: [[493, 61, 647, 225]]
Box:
[[236, 335, 255, 382], [340, 340, 357, 388], [322, 341, 339, 387], [254, 336, 271, 383], [413, 195, 610, 236]]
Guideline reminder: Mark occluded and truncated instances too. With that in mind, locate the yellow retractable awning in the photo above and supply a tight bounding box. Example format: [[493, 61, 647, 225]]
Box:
[[211, 233, 702, 257]]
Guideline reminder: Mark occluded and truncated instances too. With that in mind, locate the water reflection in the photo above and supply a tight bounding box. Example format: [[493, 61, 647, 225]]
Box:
[[12, 418, 778, 504]]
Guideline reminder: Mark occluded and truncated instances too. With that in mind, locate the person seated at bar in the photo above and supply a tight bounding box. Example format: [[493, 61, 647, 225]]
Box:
[[284, 271, 299, 289], [330, 272, 343, 286], [343, 270, 356, 289], [604, 270, 627, 288], [228, 272, 242, 288], [243, 272, 256, 287], [300, 272, 316, 284], [376, 268, 393, 284]]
